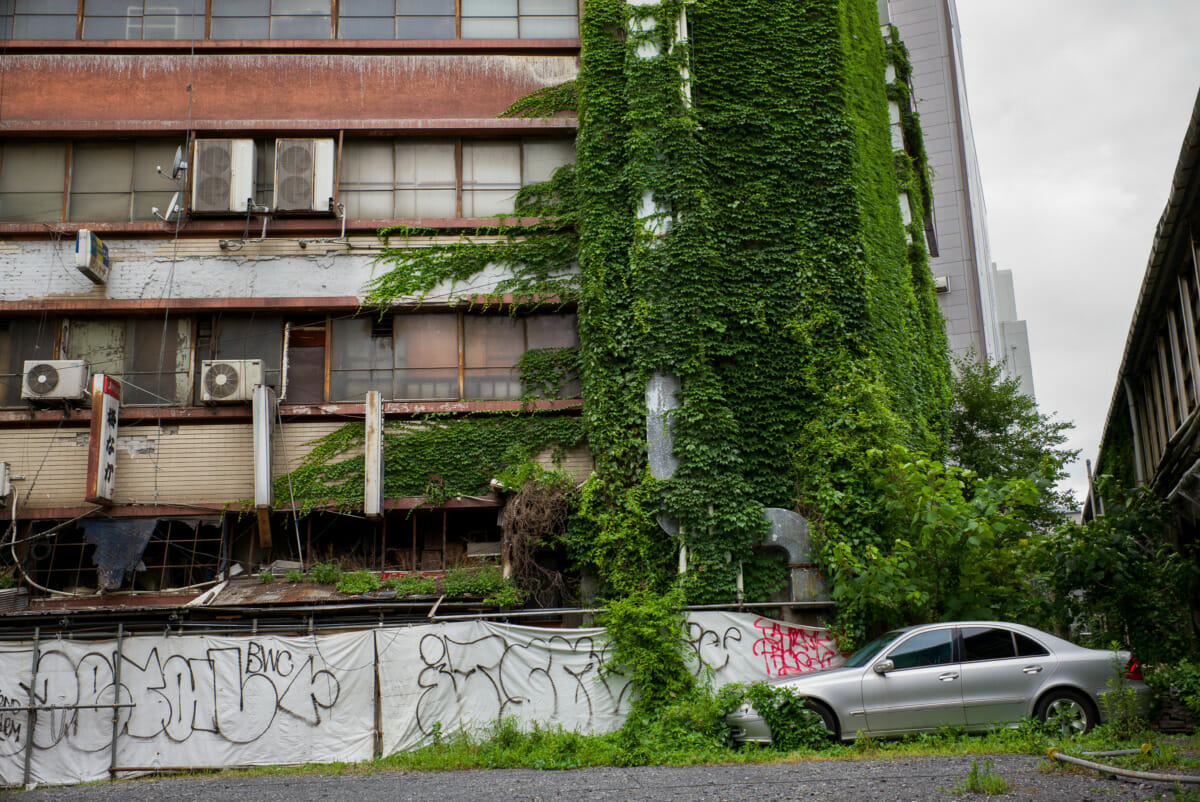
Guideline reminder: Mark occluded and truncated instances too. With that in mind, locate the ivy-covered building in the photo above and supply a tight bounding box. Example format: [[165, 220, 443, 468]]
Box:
[[0, 0, 950, 619]]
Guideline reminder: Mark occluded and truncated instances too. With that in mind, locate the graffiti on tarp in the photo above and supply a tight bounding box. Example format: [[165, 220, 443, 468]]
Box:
[[685, 619, 743, 674], [414, 631, 630, 735], [750, 618, 839, 677], [0, 640, 342, 755]]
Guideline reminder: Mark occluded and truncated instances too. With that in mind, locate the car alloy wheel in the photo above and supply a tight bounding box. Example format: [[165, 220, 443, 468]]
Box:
[[1037, 690, 1094, 735]]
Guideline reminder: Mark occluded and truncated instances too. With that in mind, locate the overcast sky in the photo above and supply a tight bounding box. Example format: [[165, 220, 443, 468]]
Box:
[[950, 1, 1200, 503]]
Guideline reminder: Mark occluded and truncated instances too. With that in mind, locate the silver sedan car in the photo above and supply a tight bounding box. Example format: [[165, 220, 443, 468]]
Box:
[[726, 621, 1150, 742]]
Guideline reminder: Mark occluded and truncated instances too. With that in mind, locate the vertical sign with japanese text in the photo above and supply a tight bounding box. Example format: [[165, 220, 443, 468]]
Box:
[[85, 374, 121, 504]]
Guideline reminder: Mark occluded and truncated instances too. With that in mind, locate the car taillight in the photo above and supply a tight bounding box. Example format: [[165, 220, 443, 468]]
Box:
[[1124, 657, 1143, 681]]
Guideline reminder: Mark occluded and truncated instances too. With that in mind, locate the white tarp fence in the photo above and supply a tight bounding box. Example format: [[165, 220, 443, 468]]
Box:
[[0, 612, 837, 787]]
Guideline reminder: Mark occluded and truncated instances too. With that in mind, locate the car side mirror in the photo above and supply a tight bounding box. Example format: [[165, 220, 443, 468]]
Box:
[[873, 659, 894, 675]]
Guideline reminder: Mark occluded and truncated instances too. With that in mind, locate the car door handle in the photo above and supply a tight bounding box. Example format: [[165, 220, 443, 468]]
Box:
[[938, 672, 959, 682], [1021, 665, 1043, 674]]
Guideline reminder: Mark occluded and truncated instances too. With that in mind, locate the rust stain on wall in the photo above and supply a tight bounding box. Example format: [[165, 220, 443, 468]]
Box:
[[0, 54, 579, 129]]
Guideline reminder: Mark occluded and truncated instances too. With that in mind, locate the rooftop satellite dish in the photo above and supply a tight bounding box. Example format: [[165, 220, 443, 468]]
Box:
[[171, 145, 186, 179]]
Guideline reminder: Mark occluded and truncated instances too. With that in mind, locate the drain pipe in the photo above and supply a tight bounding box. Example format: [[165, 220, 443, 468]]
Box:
[[1047, 748, 1200, 785]]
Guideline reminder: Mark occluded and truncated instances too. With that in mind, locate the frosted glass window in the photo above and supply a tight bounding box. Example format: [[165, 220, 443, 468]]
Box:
[[132, 141, 181, 220], [4, 0, 76, 39], [339, 140, 397, 219], [338, 18, 391, 38], [342, 0, 393, 12], [70, 142, 134, 222], [462, 141, 520, 217], [0, 141, 66, 222], [330, 317, 395, 402], [394, 314, 458, 400], [461, 16, 517, 38], [394, 140, 457, 217], [212, 0, 329, 39], [394, 15, 453, 38], [464, 316, 523, 399], [83, 0, 204, 40], [521, 139, 575, 184], [69, 140, 179, 222], [518, 15, 576, 37]]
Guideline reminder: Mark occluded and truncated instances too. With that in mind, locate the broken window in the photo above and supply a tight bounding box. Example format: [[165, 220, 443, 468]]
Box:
[[64, 317, 193, 405], [284, 319, 327, 404], [0, 317, 58, 407]]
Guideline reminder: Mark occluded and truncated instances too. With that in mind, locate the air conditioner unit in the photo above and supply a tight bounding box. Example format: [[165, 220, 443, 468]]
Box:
[[21, 360, 91, 403], [273, 138, 335, 213], [200, 359, 264, 403], [192, 139, 256, 213]]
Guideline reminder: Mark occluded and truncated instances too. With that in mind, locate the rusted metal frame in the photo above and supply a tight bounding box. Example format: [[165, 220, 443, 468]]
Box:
[[330, 0, 338, 40], [61, 142, 72, 222], [1179, 270, 1200, 409], [333, 130, 344, 211], [323, 314, 332, 404], [455, 0, 461, 38], [1168, 308, 1190, 421], [109, 622, 124, 779], [1158, 335, 1180, 433], [455, 137, 464, 217], [372, 630, 382, 758], [1140, 376, 1161, 474], [74, 0, 83, 40], [1148, 359, 1169, 459], [456, 310, 465, 399], [203, 0, 212, 40]]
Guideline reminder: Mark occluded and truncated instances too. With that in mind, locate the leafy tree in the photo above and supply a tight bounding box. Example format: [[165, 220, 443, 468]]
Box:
[[1039, 477, 1199, 664], [949, 356, 1078, 528], [821, 446, 1050, 646]]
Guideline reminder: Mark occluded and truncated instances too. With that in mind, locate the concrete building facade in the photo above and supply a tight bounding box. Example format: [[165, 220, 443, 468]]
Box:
[[0, 2, 586, 601], [883, 0, 1035, 396]]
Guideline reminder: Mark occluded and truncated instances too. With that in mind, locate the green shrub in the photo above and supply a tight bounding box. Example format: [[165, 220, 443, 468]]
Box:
[[441, 565, 523, 606], [336, 570, 380, 594], [720, 682, 831, 751], [285, 569, 305, 583], [257, 569, 273, 584], [310, 562, 342, 585], [1146, 660, 1200, 722], [384, 574, 437, 596]]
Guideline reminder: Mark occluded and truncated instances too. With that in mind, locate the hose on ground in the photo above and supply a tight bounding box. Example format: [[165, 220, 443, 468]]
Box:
[[1047, 747, 1200, 785]]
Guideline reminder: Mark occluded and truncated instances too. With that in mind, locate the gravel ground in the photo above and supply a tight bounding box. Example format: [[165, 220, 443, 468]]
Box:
[[12, 754, 1194, 801]]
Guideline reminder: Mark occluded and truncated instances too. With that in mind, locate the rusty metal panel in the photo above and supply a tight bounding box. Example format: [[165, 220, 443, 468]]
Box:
[[0, 54, 579, 131]]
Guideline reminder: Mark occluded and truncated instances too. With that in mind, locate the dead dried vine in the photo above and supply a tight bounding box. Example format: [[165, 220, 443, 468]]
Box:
[[501, 480, 572, 607]]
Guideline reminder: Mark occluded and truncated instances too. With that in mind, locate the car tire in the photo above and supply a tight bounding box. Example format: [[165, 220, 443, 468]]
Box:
[[804, 700, 839, 741], [1036, 689, 1095, 735]]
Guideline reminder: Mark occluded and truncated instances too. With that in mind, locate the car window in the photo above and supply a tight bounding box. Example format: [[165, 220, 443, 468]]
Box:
[[962, 626, 1016, 661], [1014, 632, 1049, 657], [886, 629, 954, 670], [843, 630, 906, 668]]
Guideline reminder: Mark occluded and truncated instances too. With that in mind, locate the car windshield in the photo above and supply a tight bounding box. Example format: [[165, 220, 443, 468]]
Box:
[[842, 630, 907, 667]]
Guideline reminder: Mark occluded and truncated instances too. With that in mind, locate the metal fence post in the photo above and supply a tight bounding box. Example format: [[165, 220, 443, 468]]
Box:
[[109, 623, 124, 780], [22, 627, 40, 788]]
